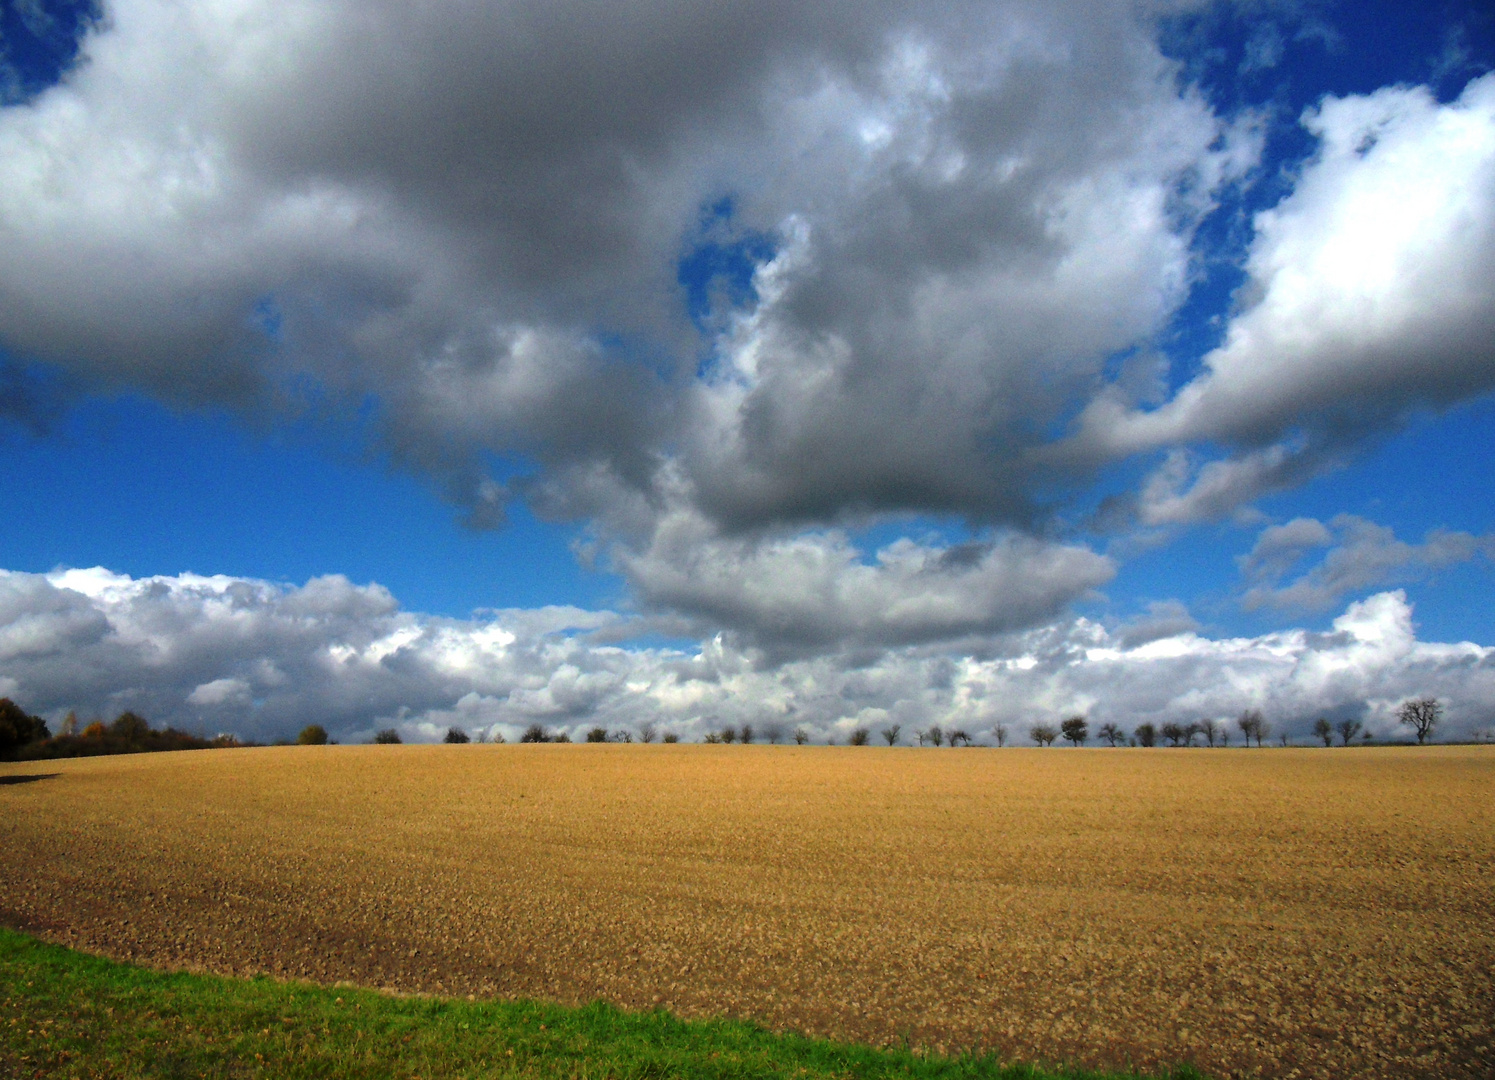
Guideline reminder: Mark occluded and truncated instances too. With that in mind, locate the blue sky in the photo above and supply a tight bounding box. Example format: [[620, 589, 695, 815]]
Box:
[[1, 0, 1493, 741]]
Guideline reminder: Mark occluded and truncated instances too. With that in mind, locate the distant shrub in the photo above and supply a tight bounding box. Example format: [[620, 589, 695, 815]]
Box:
[[553, 732, 572, 743], [110, 712, 151, 743], [703, 731, 722, 744], [444, 727, 470, 744], [849, 728, 869, 746], [1398, 697, 1440, 744], [374, 729, 403, 744], [662, 732, 679, 744], [1060, 717, 1088, 747], [520, 724, 549, 743], [298, 724, 329, 745], [0, 699, 49, 759], [586, 727, 609, 743], [12, 707, 243, 761]]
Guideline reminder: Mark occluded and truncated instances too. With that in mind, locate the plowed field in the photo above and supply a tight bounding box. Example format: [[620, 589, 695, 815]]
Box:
[[3, 745, 1491, 1079]]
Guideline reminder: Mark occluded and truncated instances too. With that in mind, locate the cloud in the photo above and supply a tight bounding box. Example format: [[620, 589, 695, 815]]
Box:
[[1114, 599, 1199, 650], [613, 505, 1115, 653], [1240, 514, 1494, 610], [1078, 74, 1495, 462], [2, 4, 1492, 654], [2, 566, 1491, 744], [0, 2, 1252, 531]]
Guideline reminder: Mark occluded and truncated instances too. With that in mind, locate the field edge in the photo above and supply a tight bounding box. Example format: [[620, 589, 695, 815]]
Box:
[[0, 926, 1211, 1080]]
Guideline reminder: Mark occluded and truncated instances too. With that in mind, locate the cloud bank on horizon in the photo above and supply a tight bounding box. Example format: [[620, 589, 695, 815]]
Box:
[[1, 1, 1493, 738], [2, 567, 1491, 743]]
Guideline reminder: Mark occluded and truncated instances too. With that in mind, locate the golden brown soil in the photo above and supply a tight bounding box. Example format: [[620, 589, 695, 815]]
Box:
[[2, 745, 1492, 1078]]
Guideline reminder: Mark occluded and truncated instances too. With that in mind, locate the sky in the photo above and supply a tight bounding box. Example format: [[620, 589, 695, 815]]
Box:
[[1, 0, 1493, 744]]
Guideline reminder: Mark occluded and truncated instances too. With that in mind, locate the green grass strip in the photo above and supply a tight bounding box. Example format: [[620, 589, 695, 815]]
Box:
[[1, 927, 1205, 1080]]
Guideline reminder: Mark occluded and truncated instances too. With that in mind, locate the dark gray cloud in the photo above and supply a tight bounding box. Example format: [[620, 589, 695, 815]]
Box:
[[1, 3, 1493, 651], [612, 510, 1115, 654]]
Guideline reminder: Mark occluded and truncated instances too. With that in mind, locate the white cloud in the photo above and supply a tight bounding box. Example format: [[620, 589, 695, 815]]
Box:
[[1, 567, 1491, 744], [1240, 514, 1493, 610], [1080, 74, 1495, 461]]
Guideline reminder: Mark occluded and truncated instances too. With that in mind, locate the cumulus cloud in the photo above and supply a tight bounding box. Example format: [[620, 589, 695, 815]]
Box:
[[0, 3, 1246, 556], [2, 3, 1493, 654], [1077, 74, 1495, 470], [1240, 514, 1494, 610], [612, 505, 1115, 654], [1, 567, 1491, 744]]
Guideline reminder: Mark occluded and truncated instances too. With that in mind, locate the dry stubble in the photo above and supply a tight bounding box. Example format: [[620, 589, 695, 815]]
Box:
[[2, 745, 1492, 1079]]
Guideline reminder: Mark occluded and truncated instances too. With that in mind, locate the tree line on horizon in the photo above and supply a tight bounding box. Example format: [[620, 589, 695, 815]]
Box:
[[0, 696, 1453, 760], [0, 699, 246, 761]]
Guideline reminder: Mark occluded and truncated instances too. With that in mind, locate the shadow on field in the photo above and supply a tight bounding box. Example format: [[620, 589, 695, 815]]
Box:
[[0, 773, 59, 786]]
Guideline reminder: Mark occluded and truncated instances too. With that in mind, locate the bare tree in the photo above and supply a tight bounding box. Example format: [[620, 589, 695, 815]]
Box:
[[949, 729, 971, 747], [928, 725, 945, 747], [762, 722, 783, 744], [662, 732, 679, 743], [881, 724, 901, 746], [793, 727, 809, 745], [1238, 709, 1264, 747], [1097, 722, 1124, 747], [720, 726, 737, 744], [1134, 722, 1157, 748], [639, 721, 658, 744], [612, 730, 633, 743], [1160, 722, 1186, 747], [1060, 716, 1088, 746], [739, 724, 754, 744], [1313, 718, 1334, 747], [1030, 723, 1057, 747], [1199, 719, 1222, 748], [849, 727, 870, 745], [993, 722, 1008, 747], [1335, 718, 1363, 746], [1398, 698, 1441, 744]]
